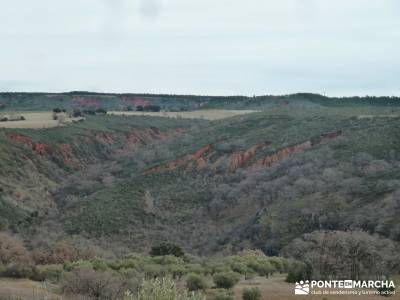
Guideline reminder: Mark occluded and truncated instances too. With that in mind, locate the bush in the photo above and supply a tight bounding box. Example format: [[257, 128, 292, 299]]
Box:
[[213, 272, 240, 289], [247, 260, 274, 277], [142, 263, 167, 279], [186, 263, 205, 274], [0, 232, 32, 265], [151, 255, 184, 266], [213, 289, 234, 300], [124, 277, 204, 300], [186, 273, 207, 291], [96, 108, 107, 114], [150, 243, 184, 257], [231, 262, 248, 275], [242, 287, 261, 300], [168, 264, 186, 279], [72, 109, 82, 117], [91, 258, 109, 271], [1, 263, 33, 278], [61, 267, 137, 299], [285, 261, 312, 283], [35, 264, 63, 282]]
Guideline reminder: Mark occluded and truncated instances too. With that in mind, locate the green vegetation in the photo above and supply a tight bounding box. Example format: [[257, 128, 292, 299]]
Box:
[[0, 94, 399, 298], [242, 287, 261, 300]]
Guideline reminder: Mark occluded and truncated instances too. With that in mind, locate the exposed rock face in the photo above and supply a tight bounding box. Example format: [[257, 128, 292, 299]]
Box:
[[149, 145, 212, 172], [252, 130, 342, 168], [72, 96, 101, 108], [7, 128, 184, 167], [7, 133, 52, 155], [148, 131, 342, 174], [253, 141, 312, 168], [227, 143, 270, 172], [59, 144, 79, 166], [122, 96, 153, 107]]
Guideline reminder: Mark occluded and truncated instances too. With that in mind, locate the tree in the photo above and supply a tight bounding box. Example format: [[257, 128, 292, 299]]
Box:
[[52, 240, 78, 264], [150, 243, 184, 257], [0, 233, 32, 265]]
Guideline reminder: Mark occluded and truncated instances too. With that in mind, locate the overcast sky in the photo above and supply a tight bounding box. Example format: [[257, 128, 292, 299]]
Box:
[[1, 0, 399, 96]]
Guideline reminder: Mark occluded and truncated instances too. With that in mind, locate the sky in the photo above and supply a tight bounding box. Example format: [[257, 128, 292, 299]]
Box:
[[1, 0, 399, 96]]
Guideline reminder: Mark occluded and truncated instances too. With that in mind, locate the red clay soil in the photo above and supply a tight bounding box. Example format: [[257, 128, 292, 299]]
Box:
[[149, 144, 212, 173], [7, 133, 52, 156], [227, 142, 270, 172], [72, 96, 101, 108], [252, 130, 342, 168], [149, 130, 342, 174]]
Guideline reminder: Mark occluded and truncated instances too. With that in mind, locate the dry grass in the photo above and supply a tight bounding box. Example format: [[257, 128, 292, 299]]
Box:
[[0, 112, 83, 129], [0, 279, 61, 300], [233, 275, 400, 300], [108, 109, 258, 120]]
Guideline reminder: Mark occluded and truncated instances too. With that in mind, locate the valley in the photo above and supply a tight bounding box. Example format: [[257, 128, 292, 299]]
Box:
[[0, 92, 399, 299]]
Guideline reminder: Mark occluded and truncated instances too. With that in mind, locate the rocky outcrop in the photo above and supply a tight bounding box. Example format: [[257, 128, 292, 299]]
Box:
[[7, 127, 184, 167], [7, 133, 52, 155], [72, 96, 101, 108], [122, 96, 153, 107], [252, 130, 342, 168], [227, 142, 270, 172], [149, 145, 212, 172]]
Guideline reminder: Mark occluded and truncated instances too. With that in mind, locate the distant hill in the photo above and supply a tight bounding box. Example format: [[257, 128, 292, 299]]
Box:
[[1, 92, 400, 112]]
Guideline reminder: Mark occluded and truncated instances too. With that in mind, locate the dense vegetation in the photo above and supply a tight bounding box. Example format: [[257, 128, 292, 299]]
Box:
[[0, 94, 399, 298], [1, 92, 400, 112]]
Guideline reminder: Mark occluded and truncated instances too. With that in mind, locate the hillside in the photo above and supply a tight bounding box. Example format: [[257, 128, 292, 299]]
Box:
[[1, 92, 400, 112], [0, 98, 399, 299]]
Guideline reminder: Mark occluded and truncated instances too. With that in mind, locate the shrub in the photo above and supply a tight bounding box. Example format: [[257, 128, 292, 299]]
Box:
[[168, 264, 186, 279], [61, 267, 137, 299], [242, 287, 261, 300], [109, 258, 140, 270], [35, 264, 63, 282], [247, 260, 274, 277], [213, 272, 240, 289], [1, 263, 33, 278], [285, 261, 312, 283], [150, 243, 184, 257], [0, 232, 32, 265], [267, 257, 286, 273], [63, 260, 92, 272], [186, 263, 205, 274], [51, 240, 78, 264], [205, 262, 231, 275], [231, 262, 248, 275], [142, 263, 167, 279], [72, 109, 82, 117], [186, 273, 207, 291], [152, 255, 184, 266], [96, 108, 107, 114], [91, 258, 109, 271], [124, 277, 204, 300], [213, 289, 234, 300]]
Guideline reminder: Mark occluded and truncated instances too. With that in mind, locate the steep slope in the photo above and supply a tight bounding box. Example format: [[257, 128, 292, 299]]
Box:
[[1, 107, 399, 258]]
